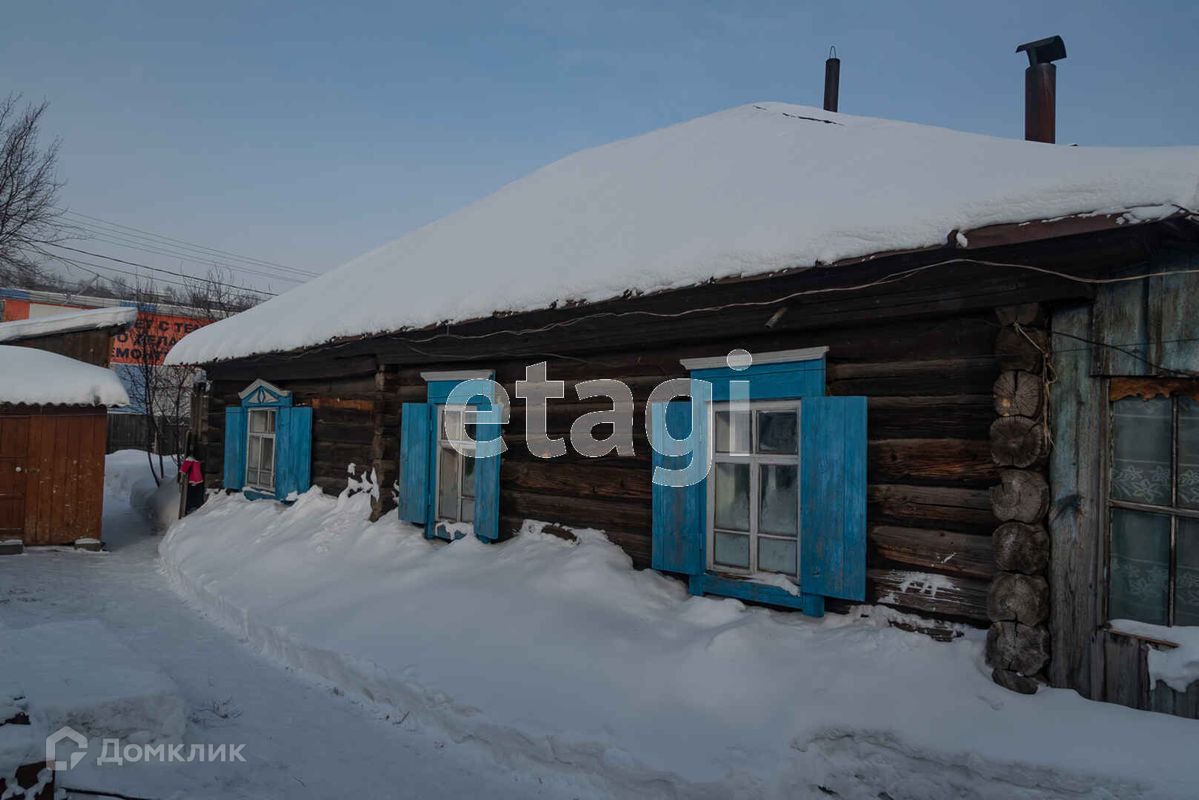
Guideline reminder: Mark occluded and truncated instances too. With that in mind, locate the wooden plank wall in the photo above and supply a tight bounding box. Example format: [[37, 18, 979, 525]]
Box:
[[0, 406, 107, 545], [1091, 251, 1199, 376], [13, 329, 116, 367], [1047, 304, 1104, 696], [1049, 249, 1199, 717]]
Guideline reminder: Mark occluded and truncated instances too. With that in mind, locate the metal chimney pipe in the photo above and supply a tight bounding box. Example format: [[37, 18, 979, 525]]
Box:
[[823, 47, 840, 112], [1015, 36, 1066, 143]]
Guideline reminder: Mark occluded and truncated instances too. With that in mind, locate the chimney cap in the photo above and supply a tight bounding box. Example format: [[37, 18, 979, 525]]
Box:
[[1016, 35, 1066, 67]]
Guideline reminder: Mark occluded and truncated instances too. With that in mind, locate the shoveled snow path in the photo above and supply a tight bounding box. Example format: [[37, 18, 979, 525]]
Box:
[[0, 473, 597, 799]]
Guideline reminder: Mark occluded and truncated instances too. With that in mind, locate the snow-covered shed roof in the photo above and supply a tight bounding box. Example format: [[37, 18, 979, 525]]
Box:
[[0, 306, 137, 344], [166, 101, 1199, 366], [0, 346, 130, 407]]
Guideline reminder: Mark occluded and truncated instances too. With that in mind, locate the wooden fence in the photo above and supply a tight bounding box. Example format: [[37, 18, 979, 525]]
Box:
[[106, 413, 186, 455]]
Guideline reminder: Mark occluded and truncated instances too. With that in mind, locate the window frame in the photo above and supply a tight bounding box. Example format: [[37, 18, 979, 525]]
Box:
[[244, 408, 278, 493], [1105, 383, 1199, 627], [705, 399, 802, 580], [432, 403, 478, 537], [417, 370, 498, 542]]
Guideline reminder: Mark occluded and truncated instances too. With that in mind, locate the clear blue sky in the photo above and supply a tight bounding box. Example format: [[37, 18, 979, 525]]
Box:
[[3, 1, 1196, 293]]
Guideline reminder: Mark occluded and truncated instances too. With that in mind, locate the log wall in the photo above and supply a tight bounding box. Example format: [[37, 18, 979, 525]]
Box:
[[205, 310, 1003, 624]]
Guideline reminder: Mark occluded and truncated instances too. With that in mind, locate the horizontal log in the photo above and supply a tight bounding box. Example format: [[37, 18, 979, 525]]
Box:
[[501, 460, 652, 502], [869, 438, 998, 487], [313, 420, 375, 445], [868, 484, 995, 533], [206, 355, 379, 383], [828, 358, 998, 397], [869, 568, 990, 622], [867, 395, 993, 440], [311, 396, 375, 412], [869, 525, 995, 579], [502, 489, 651, 533]]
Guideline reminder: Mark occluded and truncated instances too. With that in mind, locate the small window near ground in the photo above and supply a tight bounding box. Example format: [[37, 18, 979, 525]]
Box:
[[246, 408, 277, 492], [1108, 384, 1199, 626], [709, 401, 800, 578], [434, 405, 477, 538]]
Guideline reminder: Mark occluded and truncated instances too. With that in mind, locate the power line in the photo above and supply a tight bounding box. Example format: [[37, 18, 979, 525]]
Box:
[[67, 226, 307, 286], [60, 209, 320, 278], [37, 242, 278, 296], [35, 245, 276, 300]]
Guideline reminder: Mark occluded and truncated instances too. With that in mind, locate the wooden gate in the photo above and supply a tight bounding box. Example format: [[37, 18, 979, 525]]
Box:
[[0, 407, 107, 545]]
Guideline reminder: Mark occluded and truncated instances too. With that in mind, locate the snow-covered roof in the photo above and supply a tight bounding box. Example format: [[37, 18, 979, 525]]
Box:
[[0, 346, 130, 407], [166, 101, 1199, 365], [0, 306, 137, 343]]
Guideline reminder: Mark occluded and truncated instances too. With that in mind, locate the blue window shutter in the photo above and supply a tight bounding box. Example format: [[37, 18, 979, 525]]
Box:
[[800, 396, 867, 601], [473, 413, 503, 542], [399, 402, 432, 524], [650, 400, 705, 575], [223, 406, 246, 491], [274, 406, 312, 501]]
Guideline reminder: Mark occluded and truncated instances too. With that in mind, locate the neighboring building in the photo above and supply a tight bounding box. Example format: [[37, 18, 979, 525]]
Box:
[[165, 101, 1199, 717], [0, 346, 130, 551], [0, 288, 212, 411], [0, 306, 137, 367]]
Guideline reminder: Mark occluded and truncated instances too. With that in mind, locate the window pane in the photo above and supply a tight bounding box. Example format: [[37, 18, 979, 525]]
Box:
[[442, 409, 463, 443], [438, 447, 459, 519], [759, 464, 798, 536], [261, 437, 274, 473], [1110, 396, 1172, 506], [462, 453, 476, 498], [714, 410, 750, 454], [756, 410, 798, 454], [1177, 519, 1199, 626], [460, 495, 476, 523], [713, 462, 750, 531], [1179, 398, 1199, 510], [1109, 509, 1170, 625], [758, 538, 797, 575], [249, 410, 266, 433], [247, 437, 260, 470], [265, 410, 275, 433], [713, 532, 749, 569]]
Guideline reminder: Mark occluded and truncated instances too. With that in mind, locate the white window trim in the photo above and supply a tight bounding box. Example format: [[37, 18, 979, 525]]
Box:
[[705, 399, 802, 582], [433, 404, 477, 537], [245, 407, 278, 493], [420, 369, 494, 383], [237, 378, 291, 401], [680, 346, 828, 372]]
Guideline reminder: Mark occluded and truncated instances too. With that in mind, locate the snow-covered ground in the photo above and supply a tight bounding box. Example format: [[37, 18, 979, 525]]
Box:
[[5, 452, 1199, 798], [158, 480, 1199, 799], [0, 453, 598, 799]]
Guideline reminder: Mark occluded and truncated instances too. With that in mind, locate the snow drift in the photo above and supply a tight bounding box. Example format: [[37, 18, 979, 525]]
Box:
[[161, 490, 1199, 799]]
